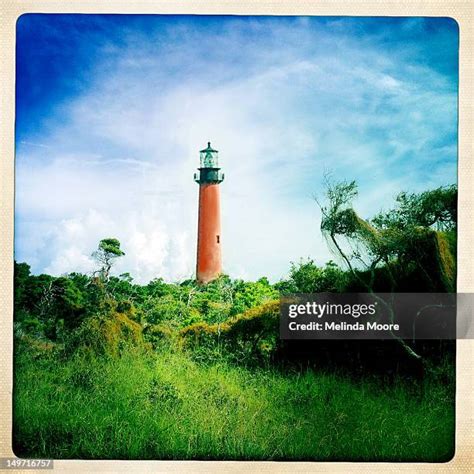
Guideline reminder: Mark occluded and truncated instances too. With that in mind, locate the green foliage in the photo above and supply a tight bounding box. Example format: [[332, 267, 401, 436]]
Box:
[[98, 238, 125, 257], [51, 277, 85, 325], [14, 262, 32, 311], [92, 237, 125, 280], [277, 259, 347, 293], [64, 310, 145, 358], [146, 295, 198, 326], [319, 179, 358, 230], [372, 185, 457, 231], [14, 263, 54, 316], [318, 179, 457, 293], [230, 277, 279, 316], [179, 300, 280, 365]]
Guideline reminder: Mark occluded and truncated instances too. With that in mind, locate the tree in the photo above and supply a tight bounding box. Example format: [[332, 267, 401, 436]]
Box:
[[316, 178, 457, 361], [372, 185, 456, 231], [14, 262, 32, 313], [92, 238, 125, 281], [276, 259, 347, 294], [46, 277, 85, 338], [317, 178, 382, 288]]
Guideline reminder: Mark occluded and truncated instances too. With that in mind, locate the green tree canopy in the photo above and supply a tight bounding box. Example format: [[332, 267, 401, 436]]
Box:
[[92, 238, 125, 280]]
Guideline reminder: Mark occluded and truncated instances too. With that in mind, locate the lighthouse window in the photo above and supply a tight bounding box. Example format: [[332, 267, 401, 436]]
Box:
[[216, 235, 220, 243]]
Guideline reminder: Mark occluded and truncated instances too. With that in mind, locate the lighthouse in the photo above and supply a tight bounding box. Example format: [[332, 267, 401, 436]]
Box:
[[194, 142, 224, 284]]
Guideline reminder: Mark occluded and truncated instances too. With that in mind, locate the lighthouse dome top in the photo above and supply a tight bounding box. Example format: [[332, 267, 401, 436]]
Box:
[[200, 141, 218, 153]]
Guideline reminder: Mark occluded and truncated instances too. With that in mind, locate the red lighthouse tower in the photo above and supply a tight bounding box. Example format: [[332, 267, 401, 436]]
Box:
[[194, 142, 224, 284]]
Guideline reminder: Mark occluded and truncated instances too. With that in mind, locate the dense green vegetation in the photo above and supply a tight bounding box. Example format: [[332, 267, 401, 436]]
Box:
[[13, 183, 457, 460], [14, 347, 454, 461]]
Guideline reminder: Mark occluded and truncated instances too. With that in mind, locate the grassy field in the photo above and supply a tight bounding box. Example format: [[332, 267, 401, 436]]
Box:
[[14, 347, 455, 461]]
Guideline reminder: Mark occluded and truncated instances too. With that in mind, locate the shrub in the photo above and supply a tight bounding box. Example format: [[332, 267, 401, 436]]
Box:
[[64, 311, 145, 358], [179, 300, 280, 365]]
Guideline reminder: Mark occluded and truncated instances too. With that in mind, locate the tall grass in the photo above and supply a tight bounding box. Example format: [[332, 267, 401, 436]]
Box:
[[13, 348, 454, 461]]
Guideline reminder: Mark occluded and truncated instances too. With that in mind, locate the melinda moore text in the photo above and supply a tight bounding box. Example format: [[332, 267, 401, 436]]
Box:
[[288, 301, 377, 319], [288, 320, 399, 332]]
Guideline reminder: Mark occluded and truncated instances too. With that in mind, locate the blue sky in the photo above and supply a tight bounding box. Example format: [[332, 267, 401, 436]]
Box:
[[15, 15, 459, 283]]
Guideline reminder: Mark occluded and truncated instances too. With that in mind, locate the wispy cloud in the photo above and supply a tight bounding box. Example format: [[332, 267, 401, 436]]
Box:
[[15, 15, 458, 283], [20, 140, 51, 149]]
